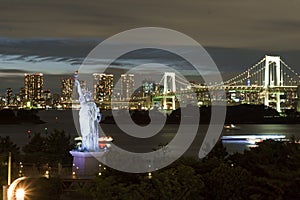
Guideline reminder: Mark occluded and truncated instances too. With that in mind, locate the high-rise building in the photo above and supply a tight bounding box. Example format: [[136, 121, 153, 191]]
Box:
[[61, 78, 74, 102], [121, 74, 134, 100], [24, 73, 44, 103], [42, 89, 52, 100], [93, 73, 114, 102], [42, 89, 53, 107], [19, 87, 26, 103], [5, 88, 12, 105], [142, 80, 156, 96]]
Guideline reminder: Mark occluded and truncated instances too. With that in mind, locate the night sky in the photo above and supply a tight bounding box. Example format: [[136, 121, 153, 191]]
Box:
[[0, 0, 299, 92]]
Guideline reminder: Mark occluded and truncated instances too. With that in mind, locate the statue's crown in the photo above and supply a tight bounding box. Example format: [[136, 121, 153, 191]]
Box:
[[83, 89, 92, 98]]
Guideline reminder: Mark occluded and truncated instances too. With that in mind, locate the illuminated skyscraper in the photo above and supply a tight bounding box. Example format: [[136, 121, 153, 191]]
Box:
[[42, 89, 53, 107], [61, 78, 74, 102], [24, 73, 44, 102], [5, 88, 12, 106], [93, 73, 114, 102], [19, 87, 26, 102], [142, 80, 156, 96], [121, 74, 134, 100]]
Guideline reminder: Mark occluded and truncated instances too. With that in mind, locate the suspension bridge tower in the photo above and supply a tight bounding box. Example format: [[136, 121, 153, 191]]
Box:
[[264, 55, 282, 112], [163, 72, 176, 110], [224, 55, 300, 113]]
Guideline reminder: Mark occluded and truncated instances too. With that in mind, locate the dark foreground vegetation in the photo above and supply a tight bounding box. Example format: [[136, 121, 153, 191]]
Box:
[[0, 129, 299, 199]]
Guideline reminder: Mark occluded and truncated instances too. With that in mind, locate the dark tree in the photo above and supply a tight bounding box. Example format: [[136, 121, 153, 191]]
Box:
[[46, 129, 73, 164], [23, 130, 74, 165]]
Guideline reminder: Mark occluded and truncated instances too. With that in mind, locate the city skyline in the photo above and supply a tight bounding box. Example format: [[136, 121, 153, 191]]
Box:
[[2, 56, 300, 113], [0, 0, 300, 93], [1, 50, 300, 93]]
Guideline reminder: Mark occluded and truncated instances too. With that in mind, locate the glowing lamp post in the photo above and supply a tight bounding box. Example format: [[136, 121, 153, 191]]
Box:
[[16, 188, 25, 200]]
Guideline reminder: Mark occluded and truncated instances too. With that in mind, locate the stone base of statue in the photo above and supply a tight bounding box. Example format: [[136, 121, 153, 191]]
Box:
[[69, 151, 106, 177]]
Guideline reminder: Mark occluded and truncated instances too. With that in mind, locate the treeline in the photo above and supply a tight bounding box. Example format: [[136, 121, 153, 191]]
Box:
[[102, 104, 300, 124], [0, 109, 44, 124]]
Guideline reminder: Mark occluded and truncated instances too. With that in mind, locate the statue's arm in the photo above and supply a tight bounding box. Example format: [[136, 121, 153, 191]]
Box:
[[75, 79, 84, 99]]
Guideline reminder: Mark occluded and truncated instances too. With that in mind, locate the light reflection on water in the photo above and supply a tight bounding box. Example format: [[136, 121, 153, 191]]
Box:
[[221, 134, 287, 154], [221, 124, 300, 154], [0, 110, 299, 156]]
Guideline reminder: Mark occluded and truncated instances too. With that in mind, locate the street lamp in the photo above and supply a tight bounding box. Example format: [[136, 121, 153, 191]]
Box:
[[16, 188, 25, 200], [7, 177, 27, 200]]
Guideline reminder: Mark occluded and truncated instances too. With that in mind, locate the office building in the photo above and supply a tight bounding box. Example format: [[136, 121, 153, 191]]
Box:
[[24, 73, 44, 102], [93, 73, 114, 102], [61, 78, 74, 102], [5, 88, 12, 105], [142, 80, 156, 96], [121, 74, 134, 100]]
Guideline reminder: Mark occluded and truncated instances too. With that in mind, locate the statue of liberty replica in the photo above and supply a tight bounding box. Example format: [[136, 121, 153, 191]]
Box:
[[74, 72, 101, 152]]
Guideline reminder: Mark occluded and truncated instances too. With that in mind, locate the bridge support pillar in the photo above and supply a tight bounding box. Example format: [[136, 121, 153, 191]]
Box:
[[264, 55, 282, 113], [162, 72, 176, 110], [297, 86, 300, 112], [264, 90, 269, 106], [264, 90, 281, 113], [163, 97, 167, 110], [276, 92, 281, 113], [172, 96, 176, 110], [163, 72, 176, 94], [162, 96, 176, 110]]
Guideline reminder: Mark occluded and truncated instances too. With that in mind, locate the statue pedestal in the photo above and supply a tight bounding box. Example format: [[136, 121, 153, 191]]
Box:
[[69, 151, 105, 177]]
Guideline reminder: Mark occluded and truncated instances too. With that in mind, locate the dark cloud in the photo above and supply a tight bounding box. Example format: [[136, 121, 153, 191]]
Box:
[[1, 38, 300, 72], [0, 0, 299, 50], [0, 37, 100, 57]]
